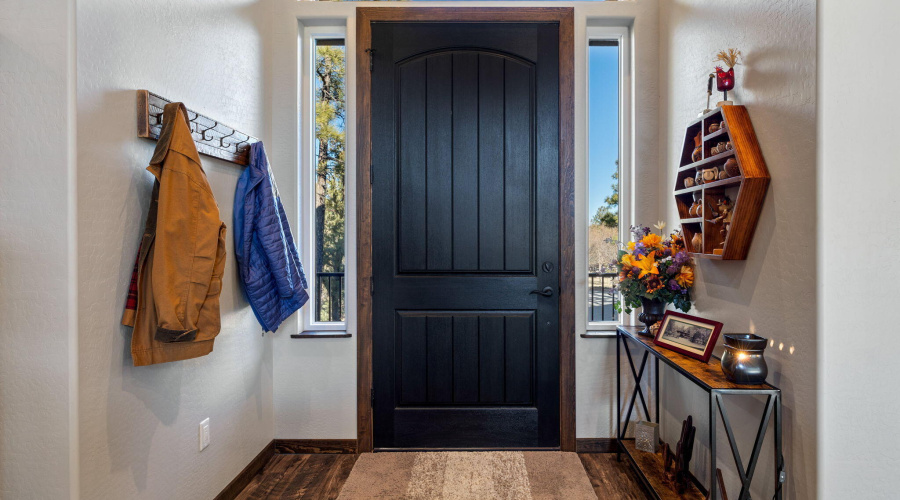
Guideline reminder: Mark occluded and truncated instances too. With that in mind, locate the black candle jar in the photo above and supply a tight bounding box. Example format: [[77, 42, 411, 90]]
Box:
[[720, 334, 768, 385]]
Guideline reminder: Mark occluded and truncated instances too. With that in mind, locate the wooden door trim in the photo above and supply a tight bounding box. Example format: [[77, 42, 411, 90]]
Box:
[[356, 7, 575, 453]]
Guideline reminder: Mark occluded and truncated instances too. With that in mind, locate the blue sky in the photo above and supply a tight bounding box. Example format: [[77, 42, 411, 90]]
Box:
[[588, 44, 619, 221]]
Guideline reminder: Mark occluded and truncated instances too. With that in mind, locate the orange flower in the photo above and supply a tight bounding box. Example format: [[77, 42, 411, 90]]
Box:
[[676, 266, 694, 287], [622, 254, 636, 267], [627, 241, 636, 251], [645, 276, 664, 293], [641, 233, 663, 249], [633, 251, 659, 279]]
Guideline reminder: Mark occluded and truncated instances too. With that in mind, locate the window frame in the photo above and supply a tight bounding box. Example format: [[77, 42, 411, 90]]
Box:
[[585, 25, 631, 331], [301, 25, 349, 332]]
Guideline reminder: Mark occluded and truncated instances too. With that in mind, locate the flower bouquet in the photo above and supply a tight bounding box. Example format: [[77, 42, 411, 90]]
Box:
[[613, 223, 694, 334]]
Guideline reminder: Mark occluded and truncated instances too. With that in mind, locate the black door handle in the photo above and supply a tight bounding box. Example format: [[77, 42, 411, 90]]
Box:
[[530, 286, 554, 297]]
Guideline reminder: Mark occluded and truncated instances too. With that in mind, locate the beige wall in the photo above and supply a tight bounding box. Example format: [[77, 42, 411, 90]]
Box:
[[818, 1, 900, 497], [0, 0, 77, 498], [76, 1, 275, 498], [658, 0, 817, 498]]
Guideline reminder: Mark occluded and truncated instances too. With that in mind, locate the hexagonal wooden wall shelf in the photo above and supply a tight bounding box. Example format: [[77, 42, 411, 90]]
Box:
[[673, 105, 770, 260]]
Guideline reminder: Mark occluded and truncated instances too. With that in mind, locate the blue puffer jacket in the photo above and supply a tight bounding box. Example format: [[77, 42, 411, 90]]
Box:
[[234, 142, 308, 332]]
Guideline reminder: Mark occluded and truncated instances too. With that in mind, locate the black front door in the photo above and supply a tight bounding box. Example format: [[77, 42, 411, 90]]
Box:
[[371, 22, 560, 449]]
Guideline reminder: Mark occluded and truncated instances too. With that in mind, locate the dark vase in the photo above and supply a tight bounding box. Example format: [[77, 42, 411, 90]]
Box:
[[637, 298, 666, 337], [720, 334, 769, 385]]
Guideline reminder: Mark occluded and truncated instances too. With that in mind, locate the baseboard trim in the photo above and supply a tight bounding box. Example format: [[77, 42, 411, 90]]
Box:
[[214, 439, 275, 500], [274, 439, 358, 454], [575, 438, 617, 453]]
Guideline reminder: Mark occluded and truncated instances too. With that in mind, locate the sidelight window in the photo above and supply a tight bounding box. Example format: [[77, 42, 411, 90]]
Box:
[[307, 34, 347, 327], [586, 29, 629, 329]]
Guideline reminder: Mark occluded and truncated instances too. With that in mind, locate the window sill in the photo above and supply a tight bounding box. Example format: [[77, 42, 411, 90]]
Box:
[[580, 332, 617, 339], [291, 331, 352, 339]]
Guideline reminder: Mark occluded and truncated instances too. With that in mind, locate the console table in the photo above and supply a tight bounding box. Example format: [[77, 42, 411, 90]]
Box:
[[616, 325, 784, 500]]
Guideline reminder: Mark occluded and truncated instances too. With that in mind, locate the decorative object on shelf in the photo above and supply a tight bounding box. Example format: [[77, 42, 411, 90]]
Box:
[[653, 311, 722, 363], [708, 122, 719, 134], [720, 334, 769, 384], [707, 195, 734, 253], [694, 169, 705, 186], [713, 48, 742, 106], [688, 197, 702, 217], [613, 223, 694, 333], [638, 298, 667, 337], [663, 416, 697, 494], [690, 231, 703, 252], [701, 73, 715, 116], [701, 167, 718, 183], [691, 133, 703, 162], [718, 169, 730, 181], [723, 157, 740, 177], [635, 421, 660, 453], [684, 176, 695, 189], [673, 106, 770, 260]]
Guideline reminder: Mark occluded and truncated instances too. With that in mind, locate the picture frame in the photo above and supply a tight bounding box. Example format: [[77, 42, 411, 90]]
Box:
[[653, 311, 722, 363]]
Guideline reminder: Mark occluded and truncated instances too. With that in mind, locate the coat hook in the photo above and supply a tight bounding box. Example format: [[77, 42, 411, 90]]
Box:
[[219, 129, 236, 148], [200, 121, 218, 141]]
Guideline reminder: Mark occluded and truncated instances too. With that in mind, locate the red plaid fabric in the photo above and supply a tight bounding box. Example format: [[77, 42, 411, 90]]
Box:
[[125, 244, 141, 312]]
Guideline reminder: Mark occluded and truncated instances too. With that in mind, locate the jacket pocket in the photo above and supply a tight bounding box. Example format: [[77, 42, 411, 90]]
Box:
[[196, 224, 227, 341]]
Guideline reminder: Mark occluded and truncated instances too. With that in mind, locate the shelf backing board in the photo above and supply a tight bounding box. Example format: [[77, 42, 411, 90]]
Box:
[[137, 90, 258, 166], [674, 106, 770, 260]]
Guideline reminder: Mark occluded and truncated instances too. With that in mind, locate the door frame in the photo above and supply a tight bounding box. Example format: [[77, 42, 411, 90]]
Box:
[[355, 7, 575, 453]]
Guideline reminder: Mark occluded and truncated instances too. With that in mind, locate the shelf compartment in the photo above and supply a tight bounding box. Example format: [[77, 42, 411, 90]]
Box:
[[678, 149, 735, 172], [673, 176, 743, 196], [619, 440, 705, 500], [703, 126, 729, 142]]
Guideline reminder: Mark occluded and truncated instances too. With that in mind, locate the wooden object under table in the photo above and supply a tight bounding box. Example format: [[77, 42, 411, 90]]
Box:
[[673, 105, 770, 260], [615, 326, 784, 500]]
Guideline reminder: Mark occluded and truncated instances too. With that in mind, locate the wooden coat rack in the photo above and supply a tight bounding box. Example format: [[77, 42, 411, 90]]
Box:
[[137, 90, 258, 166]]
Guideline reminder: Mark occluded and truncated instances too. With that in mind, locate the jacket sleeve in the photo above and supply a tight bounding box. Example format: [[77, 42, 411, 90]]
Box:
[[258, 172, 297, 298], [151, 165, 218, 342]]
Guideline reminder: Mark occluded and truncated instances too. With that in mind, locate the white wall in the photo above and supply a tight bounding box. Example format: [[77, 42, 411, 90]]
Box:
[[658, 0, 817, 498], [0, 0, 78, 498], [818, 2, 900, 498], [76, 1, 275, 499]]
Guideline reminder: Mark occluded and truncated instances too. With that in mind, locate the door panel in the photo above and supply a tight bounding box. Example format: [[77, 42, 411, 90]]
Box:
[[372, 22, 559, 449], [398, 52, 535, 274]]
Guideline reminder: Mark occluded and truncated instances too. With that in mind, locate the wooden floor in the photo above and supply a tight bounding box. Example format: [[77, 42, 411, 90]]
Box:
[[236, 452, 646, 499]]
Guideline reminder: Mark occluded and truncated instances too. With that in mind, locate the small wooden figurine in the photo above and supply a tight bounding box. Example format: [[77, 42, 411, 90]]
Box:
[[707, 195, 734, 250], [691, 133, 703, 162], [701, 167, 718, 184], [691, 232, 703, 252], [708, 123, 719, 134], [684, 176, 695, 189]]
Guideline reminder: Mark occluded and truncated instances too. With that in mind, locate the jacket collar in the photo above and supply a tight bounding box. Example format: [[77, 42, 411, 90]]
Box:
[[243, 141, 269, 191], [147, 102, 203, 178]]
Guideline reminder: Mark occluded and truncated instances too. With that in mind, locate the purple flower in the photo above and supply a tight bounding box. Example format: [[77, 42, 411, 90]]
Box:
[[633, 242, 648, 256], [680, 288, 688, 294], [668, 280, 681, 291], [673, 251, 690, 267]]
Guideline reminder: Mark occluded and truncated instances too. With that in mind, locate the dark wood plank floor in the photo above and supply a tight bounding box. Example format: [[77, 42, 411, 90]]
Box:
[[236, 452, 646, 499]]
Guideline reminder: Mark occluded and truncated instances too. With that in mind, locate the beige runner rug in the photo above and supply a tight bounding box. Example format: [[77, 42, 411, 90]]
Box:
[[337, 451, 596, 499]]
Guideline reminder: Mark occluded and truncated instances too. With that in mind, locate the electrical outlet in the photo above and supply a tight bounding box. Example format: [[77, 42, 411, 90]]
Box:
[[199, 418, 210, 452]]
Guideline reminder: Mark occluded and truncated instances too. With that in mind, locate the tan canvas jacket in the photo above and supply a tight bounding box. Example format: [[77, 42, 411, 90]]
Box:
[[122, 102, 227, 366]]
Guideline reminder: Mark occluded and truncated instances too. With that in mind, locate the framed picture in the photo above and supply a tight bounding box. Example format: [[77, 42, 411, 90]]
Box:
[[653, 311, 722, 363]]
